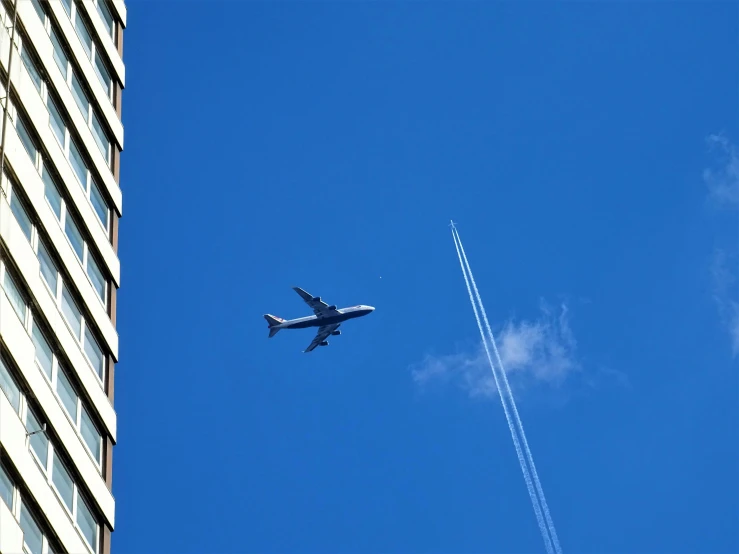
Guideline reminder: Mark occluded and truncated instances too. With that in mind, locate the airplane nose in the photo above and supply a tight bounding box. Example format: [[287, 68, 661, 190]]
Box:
[[368, 306, 375, 311]]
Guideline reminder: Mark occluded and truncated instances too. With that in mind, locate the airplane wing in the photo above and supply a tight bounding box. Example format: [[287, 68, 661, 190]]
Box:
[[304, 323, 340, 353], [292, 287, 340, 317]]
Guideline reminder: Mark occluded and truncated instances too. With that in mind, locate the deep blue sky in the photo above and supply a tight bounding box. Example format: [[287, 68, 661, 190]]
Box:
[[113, 3, 738, 553]]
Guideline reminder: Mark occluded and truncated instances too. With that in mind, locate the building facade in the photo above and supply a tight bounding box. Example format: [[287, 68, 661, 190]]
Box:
[[0, 0, 125, 553]]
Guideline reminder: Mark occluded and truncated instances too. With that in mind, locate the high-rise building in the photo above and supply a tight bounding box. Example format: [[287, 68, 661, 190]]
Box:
[[0, 1, 125, 553]]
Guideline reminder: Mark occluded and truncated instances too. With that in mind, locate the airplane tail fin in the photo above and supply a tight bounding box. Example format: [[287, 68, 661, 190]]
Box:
[[264, 314, 284, 338]]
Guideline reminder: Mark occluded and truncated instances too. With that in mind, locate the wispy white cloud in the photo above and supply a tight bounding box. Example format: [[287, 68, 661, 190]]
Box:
[[731, 312, 739, 358], [410, 300, 580, 400], [704, 133, 739, 208], [704, 134, 739, 358], [710, 248, 739, 358]]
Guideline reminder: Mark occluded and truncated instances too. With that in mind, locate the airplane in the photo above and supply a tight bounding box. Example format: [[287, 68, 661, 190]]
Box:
[[263, 287, 375, 352]]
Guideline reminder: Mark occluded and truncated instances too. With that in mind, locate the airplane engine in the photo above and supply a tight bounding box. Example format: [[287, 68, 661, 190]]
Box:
[[331, 331, 341, 336], [313, 296, 321, 302], [319, 341, 329, 346], [327, 305, 337, 310]]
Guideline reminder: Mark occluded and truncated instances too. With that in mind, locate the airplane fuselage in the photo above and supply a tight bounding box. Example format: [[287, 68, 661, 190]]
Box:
[[275, 306, 374, 330]]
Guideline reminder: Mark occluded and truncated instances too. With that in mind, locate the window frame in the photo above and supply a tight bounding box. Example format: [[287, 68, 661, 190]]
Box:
[[93, 0, 115, 40], [3, 138, 109, 312], [5, 100, 112, 302], [36, 77, 112, 232], [3, 177, 109, 389], [29, 314, 104, 469], [0, 245, 105, 467], [47, 24, 114, 172], [14, 27, 115, 237], [25, 407, 102, 554], [41, 168, 110, 310], [0, 457, 63, 554], [38, 236, 109, 386], [61, 1, 114, 103]]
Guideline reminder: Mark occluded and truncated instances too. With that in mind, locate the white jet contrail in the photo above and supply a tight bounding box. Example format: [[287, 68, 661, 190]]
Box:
[[453, 226, 563, 554], [451, 228, 555, 554]]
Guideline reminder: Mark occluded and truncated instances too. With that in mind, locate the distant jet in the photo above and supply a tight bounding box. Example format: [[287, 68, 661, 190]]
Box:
[[264, 287, 375, 352]]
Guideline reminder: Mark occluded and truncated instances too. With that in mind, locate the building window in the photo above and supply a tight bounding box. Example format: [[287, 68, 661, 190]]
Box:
[[4, 108, 113, 311], [90, 112, 109, 160], [83, 327, 104, 379], [90, 179, 109, 230], [42, 169, 110, 307], [20, 45, 42, 93], [38, 240, 59, 296], [51, 454, 75, 512], [43, 169, 63, 218], [94, 54, 111, 96], [77, 493, 98, 551], [61, 1, 113, 102], [64, 215, 85, 262], [68, 136, 111, 231], [0, 253, 106, 466], [71, 73, 90, 118], [95, 0, 114, 38], [0, 462, 13, 509], [29, 312, 104, 465], [0, 357, 21, 413], [15, 114, 37, 165], [1, 459, 63, 554], [61, 284, 83, 339], [47, 24, 114, 172], [51, 28, 69, 80], [26, 407, 49, 467], [3, 171, 111, 387], [80, 406, 101, 461], [9, 188, 33, 242], [40, 94, 113, 232], [31, 322, 54, 379], [20, 501, 44, 554], [69, 139, 88, 187], [49, 94, 112, 230], [48, 96, 67, 149], [74, 16, 93, 58], [56, 367, 79, 422], [2, 266, 26, 324], [29, 0, 45, 20], [86, 254, 106, 301], [65, 218, 85, 264], [24, 406, 102, 553]]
